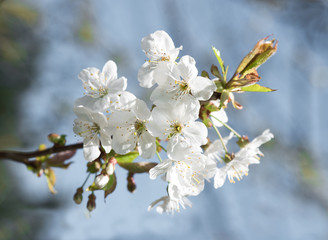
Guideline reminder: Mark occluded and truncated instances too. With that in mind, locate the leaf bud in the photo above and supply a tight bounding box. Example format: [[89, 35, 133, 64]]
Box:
[[73, 187, 83, 205], [87, 193, 96, 212]]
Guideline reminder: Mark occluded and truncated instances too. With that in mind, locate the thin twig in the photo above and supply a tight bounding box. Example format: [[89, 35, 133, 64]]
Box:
[[0, 142, 83, 165]]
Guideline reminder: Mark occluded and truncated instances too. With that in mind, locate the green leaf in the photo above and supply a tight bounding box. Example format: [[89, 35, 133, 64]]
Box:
[[104, 173, 117, 198], [115, 151, 139, 164], [212, 46, 225, 76], [240, 84, 276, 92], [118, 162, 157, 173], [201, 70, 210, 79]]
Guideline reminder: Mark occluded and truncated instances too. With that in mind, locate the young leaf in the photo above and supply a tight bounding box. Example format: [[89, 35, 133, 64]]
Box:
[[201, 70, 210, 79], [115, 151, 139, 164], [104, 173, 117, 198], [240, 84, 276, 92], [212, 46, 225, 76], [234, 37, 277, 78], [118, 162, 157, 173]]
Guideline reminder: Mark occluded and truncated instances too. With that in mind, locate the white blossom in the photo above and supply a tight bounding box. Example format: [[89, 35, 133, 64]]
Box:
[[147, 103, 207, 157], [138, 30, 182, 88], [77, 60, 127, 111], [73, 106, 112, 161], [147, 194, 192, 214], [151, 55, 217, 111], [204, 132, 234, 163], [108, 99, 156, 158], [149, 144, 216, 198], [214, 129, 274, 188]]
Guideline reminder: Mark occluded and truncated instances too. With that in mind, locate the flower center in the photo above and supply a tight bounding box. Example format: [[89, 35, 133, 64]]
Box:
[[172, 79, 190, 99], [134, 120, 146, 137], [168, 121, 183, 139], [75, 122, 100, 139]]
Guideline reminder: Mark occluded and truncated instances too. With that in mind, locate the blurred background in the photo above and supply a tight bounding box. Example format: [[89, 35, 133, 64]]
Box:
[[1, 0, 328, 239]]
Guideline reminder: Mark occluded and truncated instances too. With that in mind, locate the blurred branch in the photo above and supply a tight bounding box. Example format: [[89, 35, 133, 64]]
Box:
[[0, 142, 83, 166]]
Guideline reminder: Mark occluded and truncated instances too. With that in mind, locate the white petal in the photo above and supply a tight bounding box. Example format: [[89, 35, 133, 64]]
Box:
[[214, 168, 227, 188], [210, 109, 228, 127], [108, 111, 136, 128], [153, 61, 176, 86], [138, 131, 156, 159], [111, 91, 136, 111], [112, 128, 137, 155], [74, 95, 110, 112], [183, 121, 208, 146], [133, 99, 151, 120], [102, 60, 117, 83], [149, 159, 173, 180], [83, 139, 100, 162], [177, 55, 197, 81], [138, 61, 156, 88], [146, 107, 171, 139], [92, 111, 108, 128], [190, 77, 217, 101], [108, 76, 127, 93], [99, 131, 112, 153]]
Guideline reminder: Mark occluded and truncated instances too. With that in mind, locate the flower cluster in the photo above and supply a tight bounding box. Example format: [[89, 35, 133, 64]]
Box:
[[73, 30, 275, 214]]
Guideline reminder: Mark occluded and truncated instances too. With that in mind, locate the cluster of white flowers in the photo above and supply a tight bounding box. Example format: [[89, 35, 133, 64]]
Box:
[[73, 30, 274, 214]]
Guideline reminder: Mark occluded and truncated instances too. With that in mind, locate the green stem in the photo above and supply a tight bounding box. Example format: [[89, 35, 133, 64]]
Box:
[[209, 118, 228, 154], [156, 151, 162, 163], [210, 114, 242, 139], [81, 173, 92, 188], [155, 139, 167, 152]]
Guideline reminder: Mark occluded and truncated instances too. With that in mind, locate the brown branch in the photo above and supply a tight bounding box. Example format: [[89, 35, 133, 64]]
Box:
[[0, 142, 83, 165]]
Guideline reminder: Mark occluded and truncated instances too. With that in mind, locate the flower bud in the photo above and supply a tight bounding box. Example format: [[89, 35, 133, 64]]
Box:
[[73, 187, 83, 205], [87, 159, 101, 173], [87, 193, 96, 212], [94, 173, 109, 189], [127, 172, 136, 193], [105, 157, 117, 175], [48, 133, 66, 146]]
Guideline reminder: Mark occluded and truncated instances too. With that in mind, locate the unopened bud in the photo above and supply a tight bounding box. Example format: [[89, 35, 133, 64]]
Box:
[[87, 193, 96, 212], [48, 133, 66, 146], [106, 157, 117, 175], [87, 159, 101, 173], [127, 172, 136, 193], [94, 173, 109, 189], [73, 187, 83, 204]]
